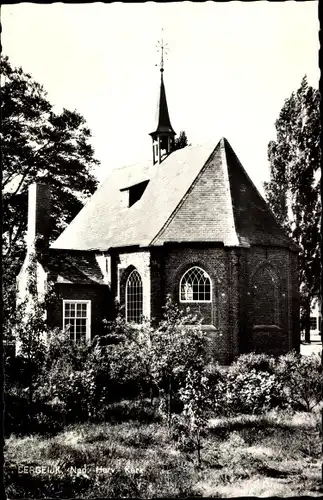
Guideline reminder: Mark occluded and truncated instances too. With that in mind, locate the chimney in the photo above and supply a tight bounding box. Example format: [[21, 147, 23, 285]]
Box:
[[26, 183, 51, 256]]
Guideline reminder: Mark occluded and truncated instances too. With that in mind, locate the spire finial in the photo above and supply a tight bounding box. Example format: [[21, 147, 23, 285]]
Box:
[[156, 30, 168, 73]]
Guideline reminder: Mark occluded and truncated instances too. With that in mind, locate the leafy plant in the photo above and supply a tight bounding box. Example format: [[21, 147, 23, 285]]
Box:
[[275, 351, 322, 411], [150, 297, 209, 426], [172, 368, 212, 465], [223, 369, 282, 415], [229, 352, 276, 375], [10, 254, 48, 408]]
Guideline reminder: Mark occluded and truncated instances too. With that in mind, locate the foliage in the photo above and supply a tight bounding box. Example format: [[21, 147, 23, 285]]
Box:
[[36, 333, 99, 423], [5, 295, 212, 433], [174, 130, 190, 150], [214, 351, 322, 415], [172, 368, 212, 465], [99, 299, 210, 422], [1, 54, 99, 331], [8, 255, 48, 408], [150, 297, 209, 425], [222, 369, 283, 415], [229, 352, 277, 376], [275, 351, 322, 412], [103, 321, 155, 402], [5, 269, 321, 438], [264, 76, 321, 339]]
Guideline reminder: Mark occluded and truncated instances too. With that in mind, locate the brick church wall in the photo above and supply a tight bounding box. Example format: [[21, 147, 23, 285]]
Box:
[[47, 283, 111, 338], [162, 245, 239, 365], [290, 251, 300, 351], [43, 244, 298, 361], [242, 246, 296, 355]]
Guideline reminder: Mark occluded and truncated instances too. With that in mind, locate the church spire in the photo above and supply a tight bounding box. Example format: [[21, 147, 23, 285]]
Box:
[[150, 36, 176, 165]]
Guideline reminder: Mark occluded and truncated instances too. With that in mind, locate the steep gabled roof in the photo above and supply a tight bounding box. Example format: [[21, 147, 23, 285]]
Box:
[[51, 138, 297, 252]]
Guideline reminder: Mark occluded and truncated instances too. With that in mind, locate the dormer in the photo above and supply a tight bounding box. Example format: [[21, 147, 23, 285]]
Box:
[[120, 180, 149, 208]]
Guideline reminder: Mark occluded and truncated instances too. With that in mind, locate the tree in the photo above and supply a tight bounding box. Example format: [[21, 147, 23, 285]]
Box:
[[174, 367, 211, 466], [150, 297, 208, 426], [174, 130, 189, 150], [264, 76, 321, 342], [1, 55, 99, 329]]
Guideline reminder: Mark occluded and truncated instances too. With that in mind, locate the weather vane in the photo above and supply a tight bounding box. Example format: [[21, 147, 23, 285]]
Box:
[[155, 29, 169, 72]]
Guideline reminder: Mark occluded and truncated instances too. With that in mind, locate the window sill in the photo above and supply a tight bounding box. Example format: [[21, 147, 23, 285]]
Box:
[[253, 325, 282, 332], [180, 301, 212, 304], [183, 324, 217, 331]]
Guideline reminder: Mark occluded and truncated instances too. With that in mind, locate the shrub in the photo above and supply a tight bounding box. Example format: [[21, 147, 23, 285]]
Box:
[[150, 297, 210, 425], [221, 367, 283, 415], [98, 298, 211, 424], [36, 321, 156, 424], [204, 363, 227, 416], [36, 332, 112, 423], [103, 319, 155, 402], [11, 301, 47, 407], [275, 351, 322, 411], [37, 362, 96, 423], [229, 352, 277, 375]]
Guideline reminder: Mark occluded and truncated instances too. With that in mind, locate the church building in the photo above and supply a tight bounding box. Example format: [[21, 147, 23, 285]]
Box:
[[17, 54, 300, 364]]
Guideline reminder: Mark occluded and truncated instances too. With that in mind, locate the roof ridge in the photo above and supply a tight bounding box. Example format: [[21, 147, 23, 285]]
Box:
[[220, 138, 240, 247]]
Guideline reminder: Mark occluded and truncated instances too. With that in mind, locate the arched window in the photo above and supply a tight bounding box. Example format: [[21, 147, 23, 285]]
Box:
[[126, 269, 143, 323], [180, 266, 212, 303]]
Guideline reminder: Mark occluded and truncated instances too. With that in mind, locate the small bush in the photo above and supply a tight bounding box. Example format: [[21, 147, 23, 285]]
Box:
[[36, 332, 113, 424], [223, 368, 282, 415], [230, 352, 276, 376], [275, 352, 322, 412]]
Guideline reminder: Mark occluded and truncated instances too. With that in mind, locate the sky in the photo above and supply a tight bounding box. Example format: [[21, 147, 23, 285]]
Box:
[[1, 1, 320, 193]]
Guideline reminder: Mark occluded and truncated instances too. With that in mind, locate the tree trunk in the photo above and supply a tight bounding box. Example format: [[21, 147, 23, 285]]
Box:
[[304, 300, 311, 343], [168, 376, 172, 428], [197, 429, 201, 466]]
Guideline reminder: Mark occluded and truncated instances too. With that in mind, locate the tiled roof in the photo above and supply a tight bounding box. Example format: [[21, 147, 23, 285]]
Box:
[[51, 138, 297, 252], [152, 139, 239, 246], [44, 250, 105, 284]]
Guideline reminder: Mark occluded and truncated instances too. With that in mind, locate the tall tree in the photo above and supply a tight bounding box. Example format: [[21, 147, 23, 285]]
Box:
[[1, 55, 99, 328], [264, 76, 321, 342], [174, 130, 189, 151]]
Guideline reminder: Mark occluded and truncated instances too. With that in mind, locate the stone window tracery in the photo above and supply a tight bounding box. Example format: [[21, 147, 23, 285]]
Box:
[[180, 266, 212, 303], [126, 269, 143, 323]]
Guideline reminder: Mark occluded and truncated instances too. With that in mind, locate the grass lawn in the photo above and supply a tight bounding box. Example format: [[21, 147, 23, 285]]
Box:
[[4, 404, 322, 498]]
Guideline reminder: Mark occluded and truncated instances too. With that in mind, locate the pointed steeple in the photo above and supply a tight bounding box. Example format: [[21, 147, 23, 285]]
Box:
[[150, 37, 176, 164], [152, 72, 176, 136]]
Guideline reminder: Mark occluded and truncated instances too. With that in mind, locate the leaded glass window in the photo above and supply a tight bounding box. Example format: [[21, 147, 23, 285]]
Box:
[[180, 266, 211, 302], [126, 269, 143, 323]]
